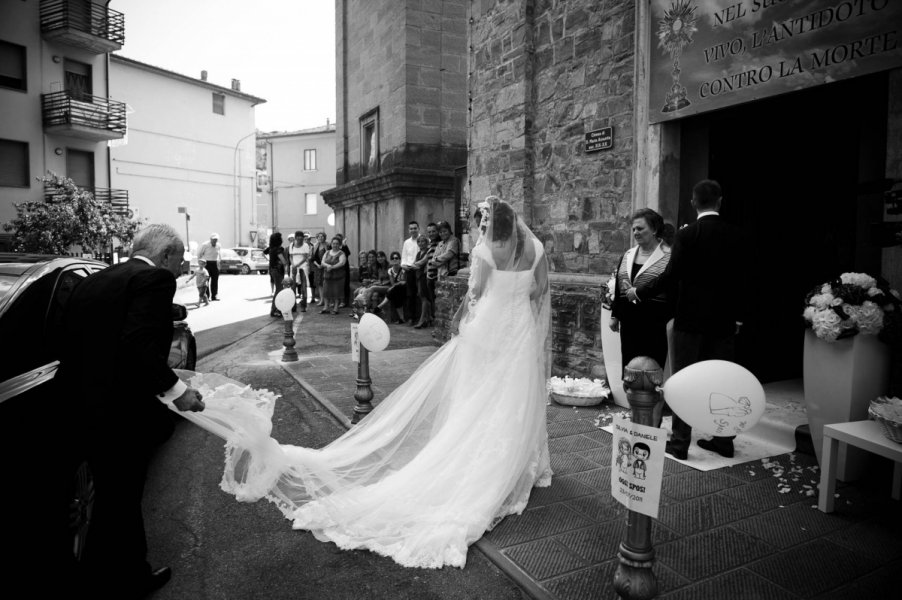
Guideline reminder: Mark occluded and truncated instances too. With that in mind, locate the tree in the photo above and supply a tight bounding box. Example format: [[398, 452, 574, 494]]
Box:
[[2, 173, 144, 255]]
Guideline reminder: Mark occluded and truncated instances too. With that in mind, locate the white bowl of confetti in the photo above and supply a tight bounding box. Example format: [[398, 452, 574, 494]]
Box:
[[547, 376, 611, 407]]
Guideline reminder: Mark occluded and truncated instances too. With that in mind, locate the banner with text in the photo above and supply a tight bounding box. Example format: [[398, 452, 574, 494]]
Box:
[[648, 0, 902, 123], [610, 415, 667, 519]]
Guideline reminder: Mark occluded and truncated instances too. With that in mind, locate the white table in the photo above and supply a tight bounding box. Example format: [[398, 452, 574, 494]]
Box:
[[818, 420, 902, 513]]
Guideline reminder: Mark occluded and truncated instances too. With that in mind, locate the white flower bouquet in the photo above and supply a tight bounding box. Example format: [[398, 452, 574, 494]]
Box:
[[547, 376, 611, 406], [802, 272, 901, 344]]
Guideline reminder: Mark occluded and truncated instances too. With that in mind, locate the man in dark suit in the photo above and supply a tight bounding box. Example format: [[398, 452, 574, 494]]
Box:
[[634, 179, 746, 460], [60, 223, 205, 597]]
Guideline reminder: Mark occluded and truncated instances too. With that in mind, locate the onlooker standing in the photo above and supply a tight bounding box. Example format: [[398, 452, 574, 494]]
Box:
[[337, 233, 352, 307], [288, 230, 309, 311], [322, 236, 348, 315], [400, 221, 420, 325], [304, 233, 317, 304], [311, 232, 328, 306], [58, 223, 205, 597], [430, 221, 461, 280], [413, 233, 435, 328], [263, 232, 290, 318], [609, 208, 672, 370], [197, 232, 222, 300], [639, 179, 748, 460]]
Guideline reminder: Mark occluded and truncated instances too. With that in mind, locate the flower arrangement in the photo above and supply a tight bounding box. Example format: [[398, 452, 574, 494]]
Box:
[[802, 272, 902, 344], [601, 271, 616, 310]]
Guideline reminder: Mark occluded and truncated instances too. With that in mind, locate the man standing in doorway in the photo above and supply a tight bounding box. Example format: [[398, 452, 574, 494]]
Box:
[[634, 179, 748, 460], [400, 221, 420, 325], [197, 233, 222, 300]]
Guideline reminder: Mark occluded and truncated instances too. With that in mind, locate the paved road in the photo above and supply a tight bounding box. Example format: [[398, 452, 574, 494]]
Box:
[[144, 316, 524, 600]]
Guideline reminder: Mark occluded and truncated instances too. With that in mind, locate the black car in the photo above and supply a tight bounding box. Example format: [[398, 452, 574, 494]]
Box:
[[0, 253, 196, 578]]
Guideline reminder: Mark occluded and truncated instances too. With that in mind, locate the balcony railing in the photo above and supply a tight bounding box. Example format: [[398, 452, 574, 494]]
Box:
[[45, 185, 130, 217], [42, 91, 126, 141], [40, 0, 124, 53]]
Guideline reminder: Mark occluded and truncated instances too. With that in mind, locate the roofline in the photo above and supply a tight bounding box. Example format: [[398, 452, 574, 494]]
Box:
[[257, 124, 337, 139], [110, 54, 267, 106]]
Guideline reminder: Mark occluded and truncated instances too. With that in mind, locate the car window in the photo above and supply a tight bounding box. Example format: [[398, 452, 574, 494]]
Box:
[[0, 266, 90, 381], [234, 249, 247, 257], [0, 274, 19, 299], [221, 249, 238, 260], [251, 250, 265, 260], [45, 267, 92, 345]]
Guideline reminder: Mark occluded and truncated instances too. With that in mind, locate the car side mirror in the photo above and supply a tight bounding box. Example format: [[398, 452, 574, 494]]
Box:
[[171, 303, 188, 321]]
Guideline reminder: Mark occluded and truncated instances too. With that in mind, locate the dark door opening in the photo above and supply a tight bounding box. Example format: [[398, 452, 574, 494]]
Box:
[[678, 73, 888, 383]]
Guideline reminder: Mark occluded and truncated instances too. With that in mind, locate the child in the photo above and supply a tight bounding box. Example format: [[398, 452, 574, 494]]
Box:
[[186, 258, 211, 307]]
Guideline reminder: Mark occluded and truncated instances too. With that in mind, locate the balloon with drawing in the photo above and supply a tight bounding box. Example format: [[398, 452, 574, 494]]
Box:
[[662, 360, 765, 437]]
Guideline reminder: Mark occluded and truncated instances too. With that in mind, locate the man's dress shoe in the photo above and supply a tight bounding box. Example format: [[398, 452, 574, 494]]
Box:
[[664, 442, 688, 460], [142, 566, 172, 595], [697, 438, 734, 458]]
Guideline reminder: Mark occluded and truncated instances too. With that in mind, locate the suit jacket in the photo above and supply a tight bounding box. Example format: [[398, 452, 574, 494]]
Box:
[[611, 243, 671, 321], [59, 258, 178, 448], [639, 214, 747, 337]]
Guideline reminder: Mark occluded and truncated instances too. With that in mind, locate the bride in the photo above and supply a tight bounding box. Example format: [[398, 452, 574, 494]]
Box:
[[182, 197, 552, 569]]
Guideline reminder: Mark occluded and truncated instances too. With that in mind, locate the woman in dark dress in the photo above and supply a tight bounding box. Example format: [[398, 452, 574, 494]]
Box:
[[608, 208, 672, 369], [263, 232, 289, 317], [310, 232, 328, 306], [321, 236, 348, 315]]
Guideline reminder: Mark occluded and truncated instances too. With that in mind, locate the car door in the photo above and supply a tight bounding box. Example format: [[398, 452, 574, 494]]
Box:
[[0, 262, 97, 573]]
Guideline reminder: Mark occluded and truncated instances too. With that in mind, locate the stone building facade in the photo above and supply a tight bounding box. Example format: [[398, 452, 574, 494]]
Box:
[[323, 0, 468, 261], [336, 0, 902, 384]]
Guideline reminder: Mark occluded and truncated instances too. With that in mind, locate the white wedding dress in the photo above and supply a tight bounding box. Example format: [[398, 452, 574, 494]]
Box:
[[175, 203, 552, 569]]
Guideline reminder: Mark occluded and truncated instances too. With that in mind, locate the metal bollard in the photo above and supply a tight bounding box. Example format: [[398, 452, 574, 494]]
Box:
[[274, 283, 298, 362], [352, 344, 373, 423], [613, 356, 664, 600]]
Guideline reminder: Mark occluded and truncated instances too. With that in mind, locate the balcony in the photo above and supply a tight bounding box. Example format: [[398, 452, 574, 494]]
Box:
[[40, 0, 124, 53], [45, 185, 130, 217], [42, 91, 126, 142]]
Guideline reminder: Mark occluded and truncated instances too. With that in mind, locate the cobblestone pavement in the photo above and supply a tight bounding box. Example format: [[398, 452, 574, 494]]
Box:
[[278, 308, 902, 600]]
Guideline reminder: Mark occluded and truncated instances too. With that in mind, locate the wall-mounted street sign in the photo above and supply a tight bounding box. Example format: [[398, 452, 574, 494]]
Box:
[[649, 0, 902, 124], [586, 127, 614, 153]]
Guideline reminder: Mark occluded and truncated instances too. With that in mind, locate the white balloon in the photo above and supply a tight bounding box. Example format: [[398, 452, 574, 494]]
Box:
[[274, 289, 296, 314], [358, 313, 390, 352], [662, 360, 765, 437]]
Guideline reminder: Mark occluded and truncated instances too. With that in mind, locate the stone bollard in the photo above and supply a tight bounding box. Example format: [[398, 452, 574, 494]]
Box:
[[352, 344, 373, 424], [613, 356, 664, 600]]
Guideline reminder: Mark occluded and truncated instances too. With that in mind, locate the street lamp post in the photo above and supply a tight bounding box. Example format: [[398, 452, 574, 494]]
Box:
[[233, 131, 257, 247], [613, 355, 664, 600]]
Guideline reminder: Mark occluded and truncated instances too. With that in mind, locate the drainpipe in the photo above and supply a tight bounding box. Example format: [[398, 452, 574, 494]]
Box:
[[233, 131, 257, 246]]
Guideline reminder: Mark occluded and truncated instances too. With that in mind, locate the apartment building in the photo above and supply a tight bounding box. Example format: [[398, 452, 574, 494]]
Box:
[[256, 124, 337, 242], [0, 0, 128, 250], [109, 55, 265, 250]]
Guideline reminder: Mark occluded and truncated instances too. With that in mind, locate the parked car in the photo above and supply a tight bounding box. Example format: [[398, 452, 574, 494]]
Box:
[[230, 246, 269, 275], [0, 253, 196, 578], [218, 248, 245, 274]]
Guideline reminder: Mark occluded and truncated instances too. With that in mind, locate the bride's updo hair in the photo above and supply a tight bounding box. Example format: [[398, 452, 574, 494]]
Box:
[[491, 200, 525, 259]]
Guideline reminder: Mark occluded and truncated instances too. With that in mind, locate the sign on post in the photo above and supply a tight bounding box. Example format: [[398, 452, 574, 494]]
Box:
[[610, 414, 667, 518], [351, 323, 360, 363]]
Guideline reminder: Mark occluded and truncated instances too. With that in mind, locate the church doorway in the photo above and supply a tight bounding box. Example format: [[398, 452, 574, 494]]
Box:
[[675, 72, 890, 383]]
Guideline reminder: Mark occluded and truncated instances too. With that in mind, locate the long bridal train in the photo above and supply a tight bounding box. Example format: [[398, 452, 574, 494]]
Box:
[[172, 325, 550, 568]]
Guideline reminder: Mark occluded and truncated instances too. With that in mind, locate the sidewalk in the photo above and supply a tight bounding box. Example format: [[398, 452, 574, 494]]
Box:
[[279, 309, 901, 600]]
